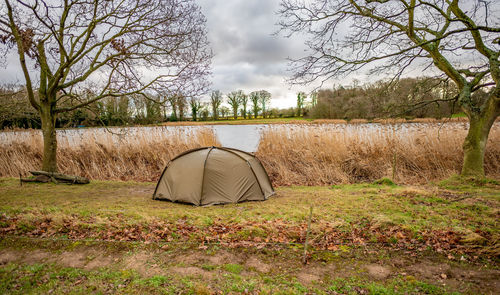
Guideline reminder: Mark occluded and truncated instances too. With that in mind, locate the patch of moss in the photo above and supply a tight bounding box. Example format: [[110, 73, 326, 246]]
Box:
[[439, 174, 500, 189], [373, 178, 397, 186], [223, 263, 244, 274]]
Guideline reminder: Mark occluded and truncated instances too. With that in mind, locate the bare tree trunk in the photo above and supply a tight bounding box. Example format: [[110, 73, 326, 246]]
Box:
[[212, 105, 218, 120], [462, 118, 487, 177], [40, 101, 58, 172], [461, 92, 499, 178], [233, 107, 238, 120]]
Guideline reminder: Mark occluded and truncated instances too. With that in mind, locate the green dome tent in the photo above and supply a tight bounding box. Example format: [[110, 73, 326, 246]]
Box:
[[153, 146, 274, 206]]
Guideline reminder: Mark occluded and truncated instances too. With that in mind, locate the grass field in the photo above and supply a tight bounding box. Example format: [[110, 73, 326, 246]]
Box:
[[1, 178, 498, 294]]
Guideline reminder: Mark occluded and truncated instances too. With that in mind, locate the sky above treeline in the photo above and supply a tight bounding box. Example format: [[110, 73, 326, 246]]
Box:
[[198, 0, 323, 109], [0, 0, 380, 109], [2, 1, 496, 110]]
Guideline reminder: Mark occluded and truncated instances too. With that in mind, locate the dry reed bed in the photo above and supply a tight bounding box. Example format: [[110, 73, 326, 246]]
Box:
[[0, 128, 219, 181], [1, 123, 499, 185], [256, 124, 500, 185]]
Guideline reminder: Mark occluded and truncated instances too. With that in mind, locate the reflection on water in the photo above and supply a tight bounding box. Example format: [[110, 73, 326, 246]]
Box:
[[212, 125, 265, 152], [0, 122, 486, 153]]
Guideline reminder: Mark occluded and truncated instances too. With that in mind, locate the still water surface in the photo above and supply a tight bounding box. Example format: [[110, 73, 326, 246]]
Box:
[[0, 122, 479, 153]]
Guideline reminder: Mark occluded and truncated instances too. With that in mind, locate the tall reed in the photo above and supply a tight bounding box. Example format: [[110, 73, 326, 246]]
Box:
[[256, 124, 500, 185], [0, 128, 219, 181], [1, 123, 499, 184]]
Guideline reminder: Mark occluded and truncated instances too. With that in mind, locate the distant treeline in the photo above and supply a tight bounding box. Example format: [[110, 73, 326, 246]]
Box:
[[0, 87, 289, 129], [307, 77, 486, 120], [0, 88, 173, 129], [1, 77, 489, 129]]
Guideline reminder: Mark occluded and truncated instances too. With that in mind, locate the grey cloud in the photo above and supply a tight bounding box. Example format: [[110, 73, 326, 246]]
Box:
[[198, 0, 311, 107]]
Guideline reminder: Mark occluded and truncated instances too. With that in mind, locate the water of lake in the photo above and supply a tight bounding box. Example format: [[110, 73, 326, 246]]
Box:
[[0, 122, 487, 153]]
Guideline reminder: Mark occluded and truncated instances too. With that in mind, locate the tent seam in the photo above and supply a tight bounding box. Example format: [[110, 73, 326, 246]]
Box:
[[152, 160, 172, 199], [255, 157, 275, 194], [199, 146, 215, 206], [245, 160, 266, 199], [218, 147, 266, 199]]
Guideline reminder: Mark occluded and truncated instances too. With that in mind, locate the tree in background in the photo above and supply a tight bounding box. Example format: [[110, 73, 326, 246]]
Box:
[[220, 106, 230, 119], [0, 0, 211, 172], [98, 96, 132, 126], [167, 95, 178, 121], [227, 90, 242, 120], [200, 103, 210, 121], [310, 91, 318, 108], [132, 95, 163, 125], [189, 98, 201, 121], [296, 91, 306, 116], [249, 91, 261, 119], [210, 90, 223, 120], [309, 78, 458, 120], [278, 0, 499, 179], [258, 90, 271, 119], [0, 86, 39, 128], [240, 92, 249, 119], [177, 95, 188, 121]]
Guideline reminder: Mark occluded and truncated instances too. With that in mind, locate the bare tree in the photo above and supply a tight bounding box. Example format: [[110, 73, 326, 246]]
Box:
[[220, 106, 229, 120], [249, 91, 260, 119], [258, 90, 271, 119], [167, 95, 179, 121], [189, 97, 201, 121], [310, 91, 318, 108], [210, 90, 223, 120], [0, 85, 39, 128], [240, 92, 249, 119], [0, 0, 211, 172], [227, 90, 242, 120], [199, 102, 209, 121], [278, 0, 500, 178], [177, 95, 188, 121], [296, 91, 306, 116]]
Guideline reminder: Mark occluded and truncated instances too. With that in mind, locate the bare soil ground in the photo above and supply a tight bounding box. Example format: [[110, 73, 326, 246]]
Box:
[[0, 239, 498, 294]]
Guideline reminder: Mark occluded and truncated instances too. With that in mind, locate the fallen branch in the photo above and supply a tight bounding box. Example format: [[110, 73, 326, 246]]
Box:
[[19, 171, 90, 184]]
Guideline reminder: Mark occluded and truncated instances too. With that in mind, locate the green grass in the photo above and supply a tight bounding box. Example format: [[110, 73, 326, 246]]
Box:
[[1, 178, 498, 243], [0, 261, 461, 295], [450, 113, 467, 118], [372, 177, 397, 186], [224, 263, 244, 274], [0, 177, 498, 294], [326, 277, 458, 295]]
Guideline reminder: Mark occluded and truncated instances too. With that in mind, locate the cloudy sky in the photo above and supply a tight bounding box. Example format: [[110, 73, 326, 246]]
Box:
[[2, 0, 495, 110], [198, 0, 323, 109], [1, 0, 318, 109]]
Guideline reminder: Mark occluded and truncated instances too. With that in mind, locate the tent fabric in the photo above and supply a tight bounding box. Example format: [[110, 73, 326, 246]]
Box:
[[153, 146, 275, 206]]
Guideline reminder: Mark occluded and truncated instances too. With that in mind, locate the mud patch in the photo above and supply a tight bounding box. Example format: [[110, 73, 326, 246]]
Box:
[[365, 264, 391, 280], [21, 250, 51, 264], [122, 251, 163, 277], [129, 186, 155, 194], [85, 253, 118, 270], [206, 250, 240, 265], [171, 266, 213, 279], [407, 261, 451, 280], [296, 272, 322, 285], [245, 256, 270, 273], [447, 267, 500, 291], [0, 250, 20, 265], [174, 251, 210, 265], [57, 251, 87, 268]]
